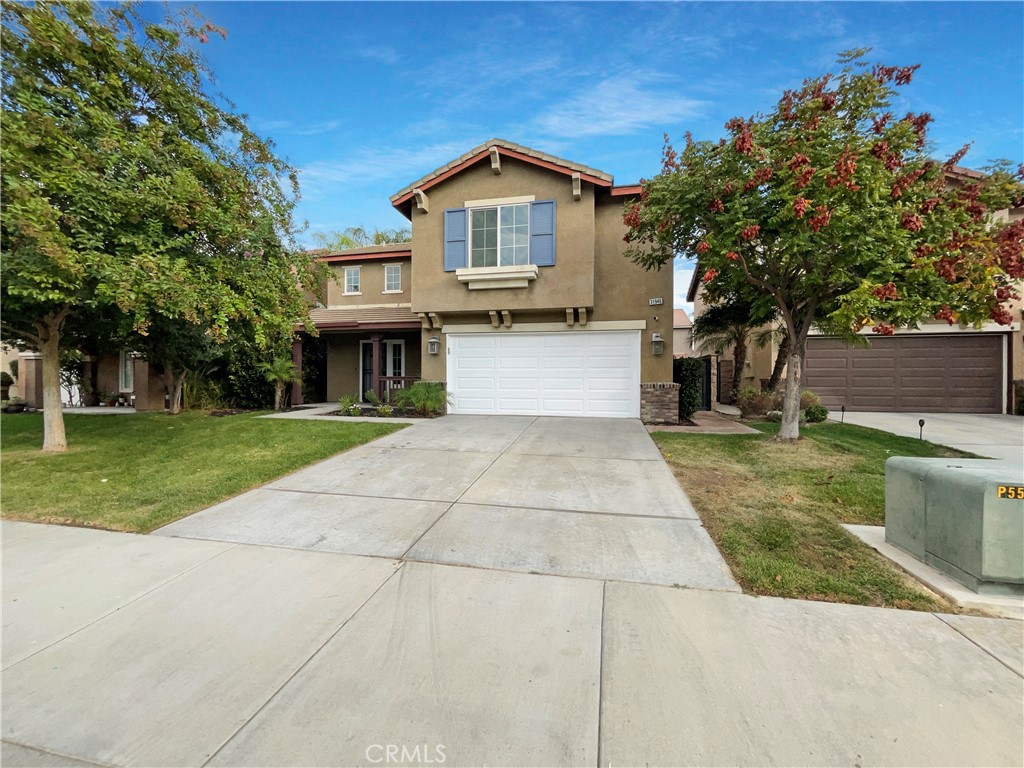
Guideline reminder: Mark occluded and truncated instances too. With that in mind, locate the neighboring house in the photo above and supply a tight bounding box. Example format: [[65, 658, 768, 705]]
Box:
[[296, 138, 677, 422], [11, 345, 165, 410], [686, 166, 1024, 414], [672, 308, 693, 357]]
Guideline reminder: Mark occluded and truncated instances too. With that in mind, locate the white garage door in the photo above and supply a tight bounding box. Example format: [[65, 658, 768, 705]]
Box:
[[446, 331, 641, 417]]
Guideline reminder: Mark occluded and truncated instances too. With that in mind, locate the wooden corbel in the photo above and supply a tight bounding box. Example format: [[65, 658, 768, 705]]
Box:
[[413, 188, 429, 213]]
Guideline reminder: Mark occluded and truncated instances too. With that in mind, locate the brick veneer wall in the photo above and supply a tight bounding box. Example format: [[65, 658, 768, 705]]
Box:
[[639, 382, 680, 425]]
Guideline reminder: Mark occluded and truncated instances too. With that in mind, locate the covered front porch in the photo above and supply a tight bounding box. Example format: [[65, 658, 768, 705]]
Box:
[[294, 305, 424, 405], [296, 331, 422, 405]]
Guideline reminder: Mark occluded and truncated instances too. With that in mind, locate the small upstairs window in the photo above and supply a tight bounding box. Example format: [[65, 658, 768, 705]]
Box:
[[344, 266, 361, 295], [384, 264, 401, 293]]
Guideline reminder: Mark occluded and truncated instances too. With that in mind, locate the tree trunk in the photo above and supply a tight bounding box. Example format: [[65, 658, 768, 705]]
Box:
[[162, 362, 186, 414], [767, 332, 790, 391], [732, 339, 747, 398], [38, 314, 67, 453], [274, 382, 284, 411], [778, 350, 803, 440]]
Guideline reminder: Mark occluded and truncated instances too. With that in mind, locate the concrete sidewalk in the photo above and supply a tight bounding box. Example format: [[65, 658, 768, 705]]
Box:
[[3, 520, 1022, 767], [834, 411, 1024, 463]]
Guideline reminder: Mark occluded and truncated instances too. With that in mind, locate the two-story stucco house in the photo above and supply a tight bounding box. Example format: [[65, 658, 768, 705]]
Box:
[[296, 139, 678, 423]]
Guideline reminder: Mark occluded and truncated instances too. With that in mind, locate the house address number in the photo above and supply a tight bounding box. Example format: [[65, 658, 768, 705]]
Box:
[[649, 298, 664, 306]]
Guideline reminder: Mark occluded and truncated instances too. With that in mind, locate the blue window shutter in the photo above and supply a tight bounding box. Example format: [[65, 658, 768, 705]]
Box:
[[531, 200, 556, 267], [443, 208, 468, 272]]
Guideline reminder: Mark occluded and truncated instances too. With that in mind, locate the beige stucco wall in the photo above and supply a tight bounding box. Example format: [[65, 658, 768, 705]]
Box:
[[593, 199, 673, 382], [673, 328, 692, 356], [410, 158, 596, 315], [414, 199, 673, 383], [325, 258, 411, 306]]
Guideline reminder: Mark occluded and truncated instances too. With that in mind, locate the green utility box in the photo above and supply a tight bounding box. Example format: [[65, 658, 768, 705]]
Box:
[[885, 457, 1024, 596]]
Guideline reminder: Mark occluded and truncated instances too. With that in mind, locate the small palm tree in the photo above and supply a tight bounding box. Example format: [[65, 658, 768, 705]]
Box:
[[692, 301, 775, 400], [259, 357, 298, 411]]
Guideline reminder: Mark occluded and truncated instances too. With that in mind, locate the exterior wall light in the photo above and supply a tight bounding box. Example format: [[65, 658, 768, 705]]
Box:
[[651, 332, 665, 356], [427, 336, 441, 355]]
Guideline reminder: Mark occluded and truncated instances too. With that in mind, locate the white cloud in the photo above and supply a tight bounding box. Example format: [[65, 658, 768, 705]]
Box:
[[297, 139, 477, 202], [258, 118, 344, 137], [354, 46, 401, 66], [533, 72, 706, 139]]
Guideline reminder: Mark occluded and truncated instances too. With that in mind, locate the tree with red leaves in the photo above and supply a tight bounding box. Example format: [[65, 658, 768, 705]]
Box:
[[625, 49, 1023, 440]]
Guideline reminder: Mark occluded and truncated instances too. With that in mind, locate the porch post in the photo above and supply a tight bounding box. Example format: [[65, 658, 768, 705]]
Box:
[[370, 333, 383, 401], [291, 337, 304, 406]]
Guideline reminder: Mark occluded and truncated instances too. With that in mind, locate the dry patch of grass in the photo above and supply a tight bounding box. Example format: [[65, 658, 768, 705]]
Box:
[[653, 422, 971, 611]]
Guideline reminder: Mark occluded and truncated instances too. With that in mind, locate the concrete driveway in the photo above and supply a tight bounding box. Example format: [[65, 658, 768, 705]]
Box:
[[4, 416, 1022, 767], [835, 411, 1024, 463], [157, 416, 738, 591]]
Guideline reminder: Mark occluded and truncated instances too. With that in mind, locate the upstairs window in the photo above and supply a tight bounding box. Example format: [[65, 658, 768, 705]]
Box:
[[444, 200, 555, 273], [384, 264, 402, 293], [470, 203, 530, 268], [344, 266, 361, 295]]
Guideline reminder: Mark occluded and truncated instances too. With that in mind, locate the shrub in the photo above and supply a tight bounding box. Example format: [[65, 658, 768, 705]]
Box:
[[376, 403, 395, 418], [800, 390, 821, 409], [805, 404, 829, 423], [736, 386, 776, 417], [0, 371, 13, 387], [337, 393, 362, 416], [675, 357, 704, 421], [182, 370, 229, 411], [393, 381, 449, 417]]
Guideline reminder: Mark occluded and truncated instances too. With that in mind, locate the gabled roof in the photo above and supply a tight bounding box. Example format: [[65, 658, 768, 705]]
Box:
[[673, 308, 692, 328], [390, 138, 614, 209]]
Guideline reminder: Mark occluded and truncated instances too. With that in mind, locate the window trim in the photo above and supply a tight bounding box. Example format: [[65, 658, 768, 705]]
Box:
[[118, 349, 134, 393], [343, 266, 361, 296], [468, 202, 531, 270], [382, 263, 402, 294]]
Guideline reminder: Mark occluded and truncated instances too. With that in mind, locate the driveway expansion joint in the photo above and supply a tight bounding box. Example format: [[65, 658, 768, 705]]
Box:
[[1, 542, 239, 673], [200, 562, 406, 767], [1, 739, 113, 768], [931, 613, 1024, 679]]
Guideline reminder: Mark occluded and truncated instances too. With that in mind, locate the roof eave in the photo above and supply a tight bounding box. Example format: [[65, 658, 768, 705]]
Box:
[[389, 140, 614, 209]]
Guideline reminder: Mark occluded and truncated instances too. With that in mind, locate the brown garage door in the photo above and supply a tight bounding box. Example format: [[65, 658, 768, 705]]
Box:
[[804, 335, 1004, 413]]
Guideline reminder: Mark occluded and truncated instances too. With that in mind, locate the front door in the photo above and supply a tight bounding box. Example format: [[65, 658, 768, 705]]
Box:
[[360, 340, 406, 401], [361, 343, 374, 401]]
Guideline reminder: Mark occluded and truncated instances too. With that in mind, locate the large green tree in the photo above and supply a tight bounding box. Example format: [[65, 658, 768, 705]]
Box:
[[626, 51, 1023, 439], [1, 2, 321, 450]]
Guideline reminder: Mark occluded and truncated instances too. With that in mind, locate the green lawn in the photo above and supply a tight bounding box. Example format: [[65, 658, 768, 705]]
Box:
[[1, 411, 403, 533], [653, 422, 972, 611]]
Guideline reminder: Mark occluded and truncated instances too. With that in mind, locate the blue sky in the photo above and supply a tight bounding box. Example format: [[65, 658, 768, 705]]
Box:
[[191, 1, 1023, 311]]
